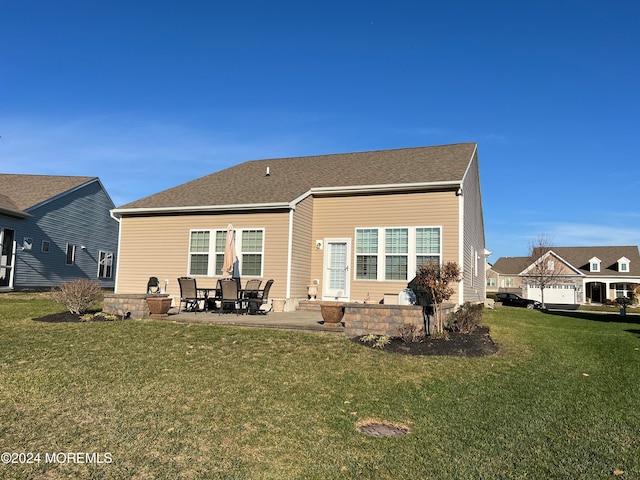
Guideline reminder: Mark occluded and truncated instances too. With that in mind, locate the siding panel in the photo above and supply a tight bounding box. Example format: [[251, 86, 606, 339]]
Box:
[[117, 211, 291, 299], [310, 190, 460, 303]]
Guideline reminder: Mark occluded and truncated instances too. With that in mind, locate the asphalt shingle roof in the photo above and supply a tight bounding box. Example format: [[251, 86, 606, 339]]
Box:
[[0, 174, 96, 213], [492, 246, 640, 277], [117, 143, 477, 210]]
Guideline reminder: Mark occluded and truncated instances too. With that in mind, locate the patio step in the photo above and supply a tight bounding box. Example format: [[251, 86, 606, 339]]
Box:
[[296, 300, 322, 312]]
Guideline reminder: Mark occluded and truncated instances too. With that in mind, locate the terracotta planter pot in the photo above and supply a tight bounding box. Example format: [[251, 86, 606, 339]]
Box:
[[147, 296, 172, 318], [320, 303, 344, 324]]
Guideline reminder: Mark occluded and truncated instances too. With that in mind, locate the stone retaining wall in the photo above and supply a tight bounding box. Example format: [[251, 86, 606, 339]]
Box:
[[103, 294, 173, 319], [343, 303, 424, 337]]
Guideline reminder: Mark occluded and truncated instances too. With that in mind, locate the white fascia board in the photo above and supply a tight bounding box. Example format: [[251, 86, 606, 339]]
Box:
[[289, 181, 462, 208], [111, 202, 292, 216], [460, 143, 478, 185]]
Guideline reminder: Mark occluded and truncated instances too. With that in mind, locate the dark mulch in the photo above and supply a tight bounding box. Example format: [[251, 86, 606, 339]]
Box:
[[351, 326, 498, 357], [32, 312, 117, 323]]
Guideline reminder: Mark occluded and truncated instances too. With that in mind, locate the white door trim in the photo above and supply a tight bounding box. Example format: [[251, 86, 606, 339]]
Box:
[[322, 238, 351, 301]]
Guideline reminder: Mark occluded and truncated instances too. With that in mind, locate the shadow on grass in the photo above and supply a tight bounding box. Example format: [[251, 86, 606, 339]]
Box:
[[543, 309, 640, 325]]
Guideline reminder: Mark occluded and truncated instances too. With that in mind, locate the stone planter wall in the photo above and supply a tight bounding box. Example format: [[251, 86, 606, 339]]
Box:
[[343, 303, 424, 337], [104, 294, 173, 319]]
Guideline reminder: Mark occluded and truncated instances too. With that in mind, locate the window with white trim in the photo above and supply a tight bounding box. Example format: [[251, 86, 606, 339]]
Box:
[[65, 244, 75, 265], [500, 277, 515, 288], [188, 231, 210, 275], [188, 228, 264, 277], [98, 251, 113, 278], [240, 229, 264, 276], [385, 228, 408, 280], [355, 229, 378, 279], [618, 257, 630, 272], [354, 226, 442, 281], [589, 257, 601, 272], [416, 227, 441, 267]]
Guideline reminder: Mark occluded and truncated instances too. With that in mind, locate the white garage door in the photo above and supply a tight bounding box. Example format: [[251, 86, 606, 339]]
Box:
[[527, 285, 576, 304]]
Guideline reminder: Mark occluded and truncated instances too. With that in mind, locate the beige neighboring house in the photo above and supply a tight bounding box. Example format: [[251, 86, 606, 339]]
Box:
[[490, 246, 640, 305], [110, 143, 486, 310]]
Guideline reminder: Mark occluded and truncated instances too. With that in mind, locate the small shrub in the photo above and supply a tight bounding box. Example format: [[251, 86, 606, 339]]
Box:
[[360, 334, 378, 343], [447, 302, 484, 334], [51, 279, 103, 315], [397, 324, 425, 343], [373, 335, 392, 349]]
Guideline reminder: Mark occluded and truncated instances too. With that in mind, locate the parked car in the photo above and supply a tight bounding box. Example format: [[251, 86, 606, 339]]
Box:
[[495, 293, 542, 309]]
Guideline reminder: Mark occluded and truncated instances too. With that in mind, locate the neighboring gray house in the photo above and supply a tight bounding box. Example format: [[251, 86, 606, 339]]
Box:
[[490, 246, 640, 305], [0, 174, 118, 291]]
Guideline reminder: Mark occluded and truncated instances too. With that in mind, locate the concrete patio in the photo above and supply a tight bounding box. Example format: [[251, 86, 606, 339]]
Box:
[[157, 307, 343, 333]]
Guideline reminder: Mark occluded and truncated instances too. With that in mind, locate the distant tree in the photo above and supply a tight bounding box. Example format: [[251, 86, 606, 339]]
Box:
[[415, 261, 462, 335], [521, 234, 563, 309]]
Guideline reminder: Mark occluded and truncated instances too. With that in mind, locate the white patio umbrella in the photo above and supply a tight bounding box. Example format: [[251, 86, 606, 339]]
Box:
[[221, 223, 238, 277]]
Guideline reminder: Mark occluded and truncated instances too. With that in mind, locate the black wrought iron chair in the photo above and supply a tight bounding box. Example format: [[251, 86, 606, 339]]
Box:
[[247, 279, 274, 315], [219, 277, 241, 314], [178, 277, 206, 312]]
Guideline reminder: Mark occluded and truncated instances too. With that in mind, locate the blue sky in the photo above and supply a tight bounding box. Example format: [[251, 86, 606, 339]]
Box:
[[1, 0, 638, 259]]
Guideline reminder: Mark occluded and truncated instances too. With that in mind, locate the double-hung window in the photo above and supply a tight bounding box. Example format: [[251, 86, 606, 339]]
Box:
[[355, 226, 442, 281], [188, 228, 264, 277], [416, 227, 441, 267], [241, 229, 264, 276], [385, 228, 408, 281], [355, 229, 378, 280], [188, 231, 210, 275]]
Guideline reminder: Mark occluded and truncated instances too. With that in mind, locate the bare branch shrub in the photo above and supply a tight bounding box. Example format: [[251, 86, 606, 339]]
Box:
[[51, 279, 103, 315], [415, 261, 462, 335], [447, 302, 484, 334]]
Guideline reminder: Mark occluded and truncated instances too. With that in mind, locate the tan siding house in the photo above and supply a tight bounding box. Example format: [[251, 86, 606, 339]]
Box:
[[111, 143, 486, 310]]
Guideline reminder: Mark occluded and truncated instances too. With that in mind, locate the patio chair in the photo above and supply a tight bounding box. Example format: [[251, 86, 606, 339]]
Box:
[[243, 279, 262, 299], [247, 279, 274, 315], [147, 276, 161, 294], [178, 277, 206, 313], [219, 277, 242, 314]]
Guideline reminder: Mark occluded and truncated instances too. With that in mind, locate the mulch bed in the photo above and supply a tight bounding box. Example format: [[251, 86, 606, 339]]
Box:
[[351, 326, 498, 357], [32, 312, 117, 323]]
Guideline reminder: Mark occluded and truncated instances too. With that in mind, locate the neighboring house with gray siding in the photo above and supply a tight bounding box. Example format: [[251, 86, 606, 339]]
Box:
[[111, 143, 486, 310], [490, 246, 640, 305], [0, 174, 118, 291]]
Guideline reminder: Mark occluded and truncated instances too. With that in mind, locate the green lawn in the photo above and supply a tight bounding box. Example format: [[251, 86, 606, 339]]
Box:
[[1, 294, 639, 479]]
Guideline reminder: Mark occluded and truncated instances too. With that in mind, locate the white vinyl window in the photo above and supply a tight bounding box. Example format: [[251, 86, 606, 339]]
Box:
[[188, 231, 210, 275], [355, 226, 442, 282], [355, 229, 378, 280], [98, 251, 114, 278], [188, 228, 264, 277], [65, 244, 75, 265]]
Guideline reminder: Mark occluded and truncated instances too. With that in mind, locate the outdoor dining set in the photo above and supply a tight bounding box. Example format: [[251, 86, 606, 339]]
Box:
[[177, 276, 274, 315]]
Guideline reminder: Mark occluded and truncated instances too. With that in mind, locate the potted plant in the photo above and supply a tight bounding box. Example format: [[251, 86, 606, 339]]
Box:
[[147, 295, 172, 318], [320, 297, 345, 324]]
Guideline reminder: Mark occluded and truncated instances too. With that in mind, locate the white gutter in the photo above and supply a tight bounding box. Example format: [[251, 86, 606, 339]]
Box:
[[111, 202, 291, 216]]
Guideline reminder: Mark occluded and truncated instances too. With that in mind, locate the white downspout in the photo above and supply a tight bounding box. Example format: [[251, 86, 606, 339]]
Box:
[[458, 188, 465, 305], [286, 209, 294, 302], [109, 211, 122, 294]]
